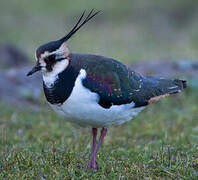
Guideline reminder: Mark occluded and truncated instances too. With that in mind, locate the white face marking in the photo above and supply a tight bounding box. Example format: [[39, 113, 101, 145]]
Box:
[[50, 69, 145, 127], [43, 59, 69, 87], [39, 51, 49, 70], [36, 42, 70, 71], [36, 43, 70, 88]]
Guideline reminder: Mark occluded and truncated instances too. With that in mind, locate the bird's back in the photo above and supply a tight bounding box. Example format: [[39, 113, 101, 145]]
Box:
[[69, 53, 187, 108]]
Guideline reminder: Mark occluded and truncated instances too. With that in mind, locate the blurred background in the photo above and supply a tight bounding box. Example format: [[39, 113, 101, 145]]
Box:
[[1, 0, 198, 60], [0, 0, 198, 178]]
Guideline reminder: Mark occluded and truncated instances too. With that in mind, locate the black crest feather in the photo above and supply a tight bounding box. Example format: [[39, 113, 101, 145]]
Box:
[[60, 9, 100, 43]]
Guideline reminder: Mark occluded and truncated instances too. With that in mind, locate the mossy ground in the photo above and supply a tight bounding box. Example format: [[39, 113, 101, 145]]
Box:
[[1, 89, 198, 179]]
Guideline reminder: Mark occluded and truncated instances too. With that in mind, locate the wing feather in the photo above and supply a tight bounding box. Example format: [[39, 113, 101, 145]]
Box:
[[70, 53, 186, 109]]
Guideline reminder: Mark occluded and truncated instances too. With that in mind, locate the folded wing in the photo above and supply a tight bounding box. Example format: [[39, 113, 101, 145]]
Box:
[[71, 53, 187, 109]]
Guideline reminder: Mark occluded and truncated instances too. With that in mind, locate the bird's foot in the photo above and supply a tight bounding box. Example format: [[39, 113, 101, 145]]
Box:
[[86, 160, 98, 170]]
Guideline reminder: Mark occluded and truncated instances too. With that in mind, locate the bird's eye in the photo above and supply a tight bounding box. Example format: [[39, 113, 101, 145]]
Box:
[[47, 54, 56, 61], [43, 54, 56, 63], [43, 54, 65, 63]]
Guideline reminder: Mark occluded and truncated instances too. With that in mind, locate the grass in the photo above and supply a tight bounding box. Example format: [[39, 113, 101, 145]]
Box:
[[0, 89, 198, 179]]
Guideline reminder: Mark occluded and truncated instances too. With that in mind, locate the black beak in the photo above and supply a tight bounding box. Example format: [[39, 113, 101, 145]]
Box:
[[26, 64, 41, 76]]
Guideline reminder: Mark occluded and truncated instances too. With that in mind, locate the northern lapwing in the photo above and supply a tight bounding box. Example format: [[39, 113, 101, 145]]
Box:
[[27, 10, 187, 170]]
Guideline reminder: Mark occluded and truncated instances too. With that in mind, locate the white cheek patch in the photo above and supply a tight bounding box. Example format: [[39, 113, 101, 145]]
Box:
[[43, 59, 69, 87], [40, 60, 46, 69], [38, 42, 70, 88], [55, 55, 65, 60]]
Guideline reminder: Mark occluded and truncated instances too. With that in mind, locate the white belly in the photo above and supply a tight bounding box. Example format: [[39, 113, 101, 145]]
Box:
[[50, 69, 145, 128]]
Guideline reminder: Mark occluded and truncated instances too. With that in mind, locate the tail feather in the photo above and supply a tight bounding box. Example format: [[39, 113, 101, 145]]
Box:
[[142, 76, 187, 105], [174, 79, 187, 89], [168, 79, 187, 94]]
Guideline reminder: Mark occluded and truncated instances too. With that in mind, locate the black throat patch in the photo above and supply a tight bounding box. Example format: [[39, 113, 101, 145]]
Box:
[[43, 65, 80, 104]]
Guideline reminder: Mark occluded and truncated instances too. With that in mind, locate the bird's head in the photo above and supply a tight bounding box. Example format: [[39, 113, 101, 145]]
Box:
[[27, 9, 100, 76]]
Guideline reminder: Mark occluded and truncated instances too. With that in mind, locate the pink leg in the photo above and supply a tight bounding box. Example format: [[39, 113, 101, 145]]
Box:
[[86, 127, 107, 170], [92, 128, 97, 154]]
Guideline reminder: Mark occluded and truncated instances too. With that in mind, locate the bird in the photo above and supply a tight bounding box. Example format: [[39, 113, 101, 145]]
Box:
[[27, 9, 187, 170]]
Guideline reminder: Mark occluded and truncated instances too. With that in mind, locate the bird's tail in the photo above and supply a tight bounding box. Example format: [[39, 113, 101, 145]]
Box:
[[167, 79, 187, 94], [142, 76, 187, 105]]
